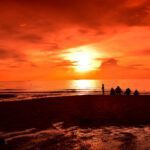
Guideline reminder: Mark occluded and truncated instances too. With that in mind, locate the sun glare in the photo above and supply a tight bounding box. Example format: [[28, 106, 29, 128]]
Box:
[[72, 80, 98, 90], [64, 46, 101, 72]]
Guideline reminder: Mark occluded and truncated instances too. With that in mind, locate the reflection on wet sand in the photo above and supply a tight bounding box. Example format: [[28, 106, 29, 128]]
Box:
[[0, 122, 150, 150]]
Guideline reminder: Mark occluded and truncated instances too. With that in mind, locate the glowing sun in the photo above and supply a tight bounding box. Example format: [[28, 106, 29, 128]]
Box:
[[64, 46, 101, 72]]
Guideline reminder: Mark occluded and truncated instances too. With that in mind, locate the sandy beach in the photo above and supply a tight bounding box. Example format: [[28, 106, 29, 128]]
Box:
[[0, 95, 149, 131], [0, 95, 150, 149]]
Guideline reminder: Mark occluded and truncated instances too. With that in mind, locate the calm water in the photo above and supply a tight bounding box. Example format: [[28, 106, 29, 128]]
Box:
[[0, 79, 150, 101]]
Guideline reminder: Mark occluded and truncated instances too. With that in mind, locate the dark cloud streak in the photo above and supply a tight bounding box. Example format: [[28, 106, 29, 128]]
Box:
[[0, 48, 26, 61]]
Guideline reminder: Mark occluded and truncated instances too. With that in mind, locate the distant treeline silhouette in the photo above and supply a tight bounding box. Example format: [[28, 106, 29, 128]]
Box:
[[101, 84, 139, 96]]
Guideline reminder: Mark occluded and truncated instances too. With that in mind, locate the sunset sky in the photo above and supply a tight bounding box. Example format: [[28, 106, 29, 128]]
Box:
[[0, 0, 150, 81]]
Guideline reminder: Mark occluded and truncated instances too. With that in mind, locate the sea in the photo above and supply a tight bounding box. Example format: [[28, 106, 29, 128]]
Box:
[[0, 79, 150, 101]]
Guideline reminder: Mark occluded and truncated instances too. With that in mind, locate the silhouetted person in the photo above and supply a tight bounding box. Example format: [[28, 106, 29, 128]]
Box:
[[134, 90, 139, 96], [125, 88, 131, 96], [102, 84, 105, 95], [110, 88, 115, 96], [115, 86, 122, 95]]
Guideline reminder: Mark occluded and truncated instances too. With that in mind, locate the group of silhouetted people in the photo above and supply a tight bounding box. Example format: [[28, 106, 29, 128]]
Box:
[[110, 86, 139, 96], [101, 84, 139, 96]]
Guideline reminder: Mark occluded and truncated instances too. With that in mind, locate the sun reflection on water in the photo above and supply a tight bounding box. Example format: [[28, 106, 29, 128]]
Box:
[[72, 80, 99, 90]]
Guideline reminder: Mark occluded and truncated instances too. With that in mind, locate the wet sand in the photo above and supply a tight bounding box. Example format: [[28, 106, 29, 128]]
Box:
[[0, 122, 149, 150], [0, 95, 149, 131]]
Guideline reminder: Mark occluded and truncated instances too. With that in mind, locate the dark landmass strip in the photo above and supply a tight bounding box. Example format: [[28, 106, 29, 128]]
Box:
[[0, 95, 149, 131], [0, 94, 16, 99]]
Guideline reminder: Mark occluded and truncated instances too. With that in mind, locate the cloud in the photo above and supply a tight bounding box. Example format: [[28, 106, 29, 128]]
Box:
[[0, 24, 21, 35], [0, 0, 149, 49], [133, 49, 150, 55], [99, 58, 150, 79], [0, 0, 149, 79], [0, 0, 150, 29], [101, 58, 118, 68], [0, 48, 26, 61], [17, 33, 43, 43], [55, 60, 74, 68], [100, 58, 147, 70]]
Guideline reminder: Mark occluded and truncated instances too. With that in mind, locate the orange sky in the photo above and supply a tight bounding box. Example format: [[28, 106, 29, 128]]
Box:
[[0, 0, 150, 81]]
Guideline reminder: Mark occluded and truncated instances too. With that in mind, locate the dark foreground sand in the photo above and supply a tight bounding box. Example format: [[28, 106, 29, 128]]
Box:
[[0, 95, 149, 131], [0, 95, 150, 150]]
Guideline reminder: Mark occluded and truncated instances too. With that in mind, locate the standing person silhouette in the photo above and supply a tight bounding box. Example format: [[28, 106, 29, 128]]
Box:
[[102, 84, 105, 95]]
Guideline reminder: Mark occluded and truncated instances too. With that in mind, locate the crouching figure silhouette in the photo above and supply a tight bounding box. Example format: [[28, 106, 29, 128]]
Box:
[[134, 90, 140, 96], [125, 88, 131, 96], [110, 88, 115, 96], [115, 86, 122, 95]]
